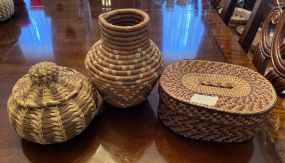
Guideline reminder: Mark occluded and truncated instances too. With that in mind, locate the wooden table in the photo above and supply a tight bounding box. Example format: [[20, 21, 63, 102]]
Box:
[[0, 0, 283, 162]]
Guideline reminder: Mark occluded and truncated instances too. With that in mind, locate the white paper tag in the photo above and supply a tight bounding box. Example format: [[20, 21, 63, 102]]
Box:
[[190, 94, 218, 106]]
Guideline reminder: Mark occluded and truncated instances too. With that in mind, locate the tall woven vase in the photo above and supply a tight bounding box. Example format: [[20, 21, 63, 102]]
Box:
[[0, 0, 14, 21], [85, 9, 163, 108]]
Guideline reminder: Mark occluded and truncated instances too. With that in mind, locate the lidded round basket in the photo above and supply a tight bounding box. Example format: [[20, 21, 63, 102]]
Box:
[[85, 9, 163, 108], [7, 62, 99, 144], [158, 60, 277, 143], [0, 0, 14, 21]]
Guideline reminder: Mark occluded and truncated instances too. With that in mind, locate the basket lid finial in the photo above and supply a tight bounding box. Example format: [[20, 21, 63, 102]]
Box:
[[12, 61, 84, 108], [29, 62, 59, 85]]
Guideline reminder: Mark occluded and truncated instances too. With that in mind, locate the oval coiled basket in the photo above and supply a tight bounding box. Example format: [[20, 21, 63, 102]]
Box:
[[7, 62, 99, 144], [158, 60, 277, 143], [85, 9, 163, 108]]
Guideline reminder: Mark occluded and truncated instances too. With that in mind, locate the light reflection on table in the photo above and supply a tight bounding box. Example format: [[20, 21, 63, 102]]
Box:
[[18, 7, 54, 60], [162, 0, 205, 62]]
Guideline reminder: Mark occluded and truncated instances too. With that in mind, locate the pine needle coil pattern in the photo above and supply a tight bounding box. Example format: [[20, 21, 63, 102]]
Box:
[[85, 9, 163, 108], [7, 62, 98, 144], [0, 0, 14, 21], [158, 60, 277, 143]]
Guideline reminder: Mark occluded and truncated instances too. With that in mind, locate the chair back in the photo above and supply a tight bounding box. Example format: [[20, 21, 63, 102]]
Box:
[[252, 5, 285, 74]]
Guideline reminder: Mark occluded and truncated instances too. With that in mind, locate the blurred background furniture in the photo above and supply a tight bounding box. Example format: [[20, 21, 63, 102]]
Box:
[[252, 4, 285, 76], [210, 0, 273, 52], [239, 0, 272, 52], [220, 0, 238, 25], [264, 5, 285, 94], [210, 0, 221, 8]]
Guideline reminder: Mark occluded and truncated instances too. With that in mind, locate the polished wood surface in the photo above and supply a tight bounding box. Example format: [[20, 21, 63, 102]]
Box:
[[0, 0, 283, 162]]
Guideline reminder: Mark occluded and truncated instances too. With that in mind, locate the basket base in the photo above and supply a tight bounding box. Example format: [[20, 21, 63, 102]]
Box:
[[158, 103, 257, 143], [103, 98, 147, 109]]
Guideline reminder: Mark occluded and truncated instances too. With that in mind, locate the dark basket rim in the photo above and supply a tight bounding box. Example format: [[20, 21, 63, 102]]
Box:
[[98, 8, 150, 32]]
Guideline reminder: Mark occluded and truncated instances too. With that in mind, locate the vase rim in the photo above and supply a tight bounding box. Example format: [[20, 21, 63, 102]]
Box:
[[99, 8, 150, 32]]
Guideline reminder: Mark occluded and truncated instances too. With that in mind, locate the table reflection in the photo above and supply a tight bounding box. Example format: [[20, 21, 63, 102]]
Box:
[[93, 101, 158, 162], [162, 0, 205, 62], [18, 1, 54, 60], [0, 20, 21, 46]]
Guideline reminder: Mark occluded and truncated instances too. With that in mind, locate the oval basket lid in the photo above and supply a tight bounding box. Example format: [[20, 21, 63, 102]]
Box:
[[159, 60, 277, 115], [11, 62, 83, 108]]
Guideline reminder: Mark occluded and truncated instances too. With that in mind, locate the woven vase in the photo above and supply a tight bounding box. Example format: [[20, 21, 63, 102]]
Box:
[[0, 0, 14, 21], [7, 62, 99, 144], [85, 9, 163, 108]]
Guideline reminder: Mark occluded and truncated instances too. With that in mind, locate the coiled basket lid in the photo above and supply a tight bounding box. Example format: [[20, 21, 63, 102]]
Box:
[[160, 60, 277, 115], [8, 62, 98, 144], [12, 62, 84, 107]]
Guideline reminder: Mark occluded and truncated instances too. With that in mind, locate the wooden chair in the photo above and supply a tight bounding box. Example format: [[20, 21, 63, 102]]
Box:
[[277, 0, 285, 6], [211, 0, 276, 53], [220, 0, 238, 24], [209, 0, 238, 23], [238, 0, 273, 52], [210, 0, 221, 9], [252, 4, 285, 75], [266, 13, 285, 94], [250, 1, 285, 94], [211, 0, 273, 53], [265, 7, 285, 94]]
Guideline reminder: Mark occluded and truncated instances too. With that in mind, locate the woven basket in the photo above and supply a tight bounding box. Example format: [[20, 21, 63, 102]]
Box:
[[85, 9, 163, 108], [7, 62, 99, 144], [0, 0, 14, 21], [0, 20, 21, 45], [158, 60, 277, 143]]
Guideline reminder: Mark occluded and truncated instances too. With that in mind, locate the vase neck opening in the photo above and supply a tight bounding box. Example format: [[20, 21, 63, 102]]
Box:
[[98, 9, 150, 49]]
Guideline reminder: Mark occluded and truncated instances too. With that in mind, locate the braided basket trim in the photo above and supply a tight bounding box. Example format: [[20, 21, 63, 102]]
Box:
[[11, 62, 83, 108], [160, 60, 277, 114]]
